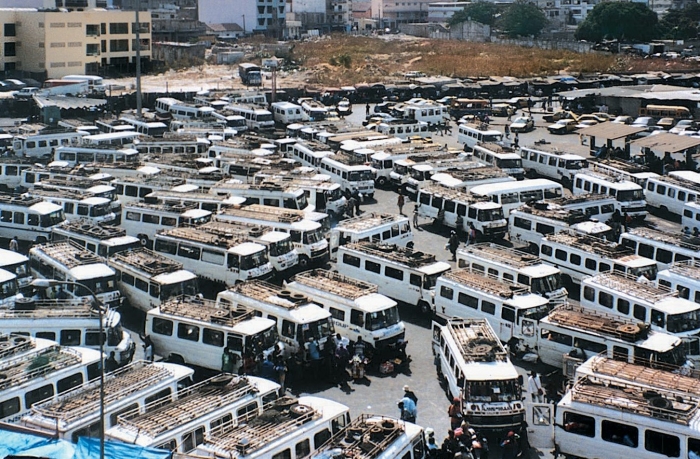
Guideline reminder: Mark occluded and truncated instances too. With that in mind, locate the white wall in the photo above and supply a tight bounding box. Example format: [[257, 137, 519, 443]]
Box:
[[198, 0, 256, 32], [291, 0, 326, 14]]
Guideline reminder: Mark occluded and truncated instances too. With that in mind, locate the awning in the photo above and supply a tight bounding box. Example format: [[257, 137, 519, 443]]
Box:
[[630, 132, 700, 153], [578, 123, 646, 140]]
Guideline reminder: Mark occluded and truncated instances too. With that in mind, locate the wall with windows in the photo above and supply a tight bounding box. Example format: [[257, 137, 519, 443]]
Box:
[[0, 8, 151, 78]]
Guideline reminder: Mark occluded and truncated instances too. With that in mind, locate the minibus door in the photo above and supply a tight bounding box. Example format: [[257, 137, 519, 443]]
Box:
[[525, 402, 555, 451]]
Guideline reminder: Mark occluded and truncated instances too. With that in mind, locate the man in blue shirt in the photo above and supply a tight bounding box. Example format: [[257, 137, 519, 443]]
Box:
[[398, 396, 417, 423]]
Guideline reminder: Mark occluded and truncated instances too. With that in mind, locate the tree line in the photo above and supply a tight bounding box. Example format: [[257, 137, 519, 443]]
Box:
[[449, 0, 700, 41]]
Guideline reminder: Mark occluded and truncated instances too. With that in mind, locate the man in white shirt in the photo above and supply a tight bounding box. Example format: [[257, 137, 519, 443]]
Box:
[[528, 371, 544, 403]]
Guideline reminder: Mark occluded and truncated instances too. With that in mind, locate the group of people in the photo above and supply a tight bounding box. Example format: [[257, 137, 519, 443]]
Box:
[[345, 188, 363, 218], [222, 334, 378, 394]]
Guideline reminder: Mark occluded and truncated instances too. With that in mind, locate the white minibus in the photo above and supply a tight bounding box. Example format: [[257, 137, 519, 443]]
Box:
[[216, 281, 335, 360], [147, 297, 278, 372], [153, 226, 274, 287], [51, 220, 141, 258], [337, 242, 451, 315], [271, 101, 304, 125], [519, 145, 588, 188], [0, 194, 65, 243], [319, 155, 375, 199], [53, 146, 139, 166], [11, 361, 194, 442], [416, 184, 508, 240], [432, 318, 525, 431], [122, 201, 212, 247], [620, 227, 700, 270], [105, 374, 280, 452], [0, 298, 134, 365], [581, 271, 700, 361], [286, 269, 406, 358], [457, 123, 504, 150], [573, 171, 647, 220], [657, 260, 700, 304], [0, 336, 101, 422], [329, 212, 413, 258], [457, 243, 567, 303], [108, 248, 199, 312], [645, 171, 700, 216], [472, 143, 525, 180], [470, 179, 565, 217], [0, 248, 31, 293], [539, 232, 658, 286]]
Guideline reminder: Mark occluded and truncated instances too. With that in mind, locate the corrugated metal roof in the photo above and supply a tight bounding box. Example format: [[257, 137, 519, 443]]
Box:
[[578, 123, 646, 139], [630, 133, 700, 153]]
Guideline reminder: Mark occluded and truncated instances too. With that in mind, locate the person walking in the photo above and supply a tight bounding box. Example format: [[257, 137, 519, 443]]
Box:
[[513, 133, 519, 147], [448, 231, 460, 261], [141, 333, 154, 362], [397, 193, 405, 215], [221, 346, 236, 373], [528, 371, 544, 402], [403, 385, 418, 405], [9, 236, 18, 252], [347, 196, 356, 218], [504, 124, 510, 139], [398, 395, 417, 423], [413, 203, 420, 228], [365, 103, 371, 116], [352, 188, 362, 214], [467, 222, 477, 246]]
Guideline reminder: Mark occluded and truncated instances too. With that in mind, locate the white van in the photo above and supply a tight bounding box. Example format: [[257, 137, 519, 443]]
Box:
[[657, 260, 700, 304], [519, 145, 588, 188], [472, 143, 525, 180], [286, 269, 406, 358], [416, 184, 508, 240], [434, 268, 551, 343], [271, 101, 304, 125], [433, 318, 525, 431], [319, 155, 375, 199], [0, 248, 31, 293], [533, 303, 684, 373], [645, 171, 700, 216], [457, 123, 504, 150], [470, 179, 565, 217], [539, 232, 658, 285], [509, 200, 614, 252], [108, 248, 199, 312], [329, 212, 413, 258], [457, 243, 567, 303], [216, 281, 335, 360], [573, 171, 647, 220], [147, 297, 278, 372], [336, 242, 451, 315], [620, 227, 700, 270]]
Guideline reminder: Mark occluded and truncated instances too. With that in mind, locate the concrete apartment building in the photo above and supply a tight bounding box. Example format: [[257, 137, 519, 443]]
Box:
[[0, 4, 151, 79], [198, 0, 285, 35]]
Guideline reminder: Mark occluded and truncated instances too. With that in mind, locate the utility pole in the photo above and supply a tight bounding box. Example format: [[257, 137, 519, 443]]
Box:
[[135, 0, 142, 117]]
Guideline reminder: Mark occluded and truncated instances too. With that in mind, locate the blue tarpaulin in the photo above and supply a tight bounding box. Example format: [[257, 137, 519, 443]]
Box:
[[0, 430, 171, 459]]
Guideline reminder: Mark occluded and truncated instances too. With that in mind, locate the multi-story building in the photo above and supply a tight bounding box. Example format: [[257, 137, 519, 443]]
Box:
[[119, 0, 206, 42], [0, 6, 151, 78], [369, 0, 430, 29], [198, 0, 284, 36]]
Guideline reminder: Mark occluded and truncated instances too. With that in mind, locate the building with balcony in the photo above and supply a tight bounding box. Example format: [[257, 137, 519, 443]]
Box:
[[119, 0, 205, 42], [0, 7, 151, 79]]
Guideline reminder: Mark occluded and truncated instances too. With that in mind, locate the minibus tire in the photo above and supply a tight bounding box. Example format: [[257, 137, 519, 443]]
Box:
[[418, 300, 431, 315], [376, 177, 387, 187], [139, 235, 149, 246], [298, 255, 310, 268]]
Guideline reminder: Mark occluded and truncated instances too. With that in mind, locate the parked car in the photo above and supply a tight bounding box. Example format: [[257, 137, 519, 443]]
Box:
[[670, 119, 698, 134], [578, 114, 608, 124], [611, 115, 634, 124], [12, 87, 40, 100], [590, 112, 611, 121], [509, 116, 535, 133], [631, 116, 656, 128], [507, 96, 531, 108], [3, 79, 26, 90], [576, 120, 599, 129], [548, 119, 578, 134], [656, 118, 675, 130], [542, 110, 577, 123]]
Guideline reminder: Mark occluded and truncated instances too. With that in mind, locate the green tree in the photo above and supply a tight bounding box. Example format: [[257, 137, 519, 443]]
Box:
[[449, 1, 500, 26], [659, 4, 700, 39], [575, 2, 658, 42], [498, 1, 548, 38]]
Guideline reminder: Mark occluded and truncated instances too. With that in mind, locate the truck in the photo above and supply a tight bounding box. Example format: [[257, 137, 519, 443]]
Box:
[[239, 63, 262, 86]]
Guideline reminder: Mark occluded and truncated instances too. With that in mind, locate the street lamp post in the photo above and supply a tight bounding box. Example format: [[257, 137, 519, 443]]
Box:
[[30, 279, 106, 459]]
